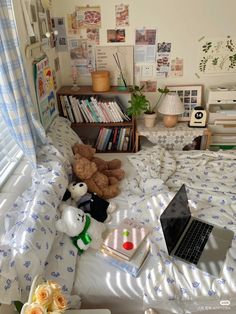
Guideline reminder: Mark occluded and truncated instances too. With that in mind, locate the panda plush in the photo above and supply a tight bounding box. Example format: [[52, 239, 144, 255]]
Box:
[[62, 181, 116, 223]]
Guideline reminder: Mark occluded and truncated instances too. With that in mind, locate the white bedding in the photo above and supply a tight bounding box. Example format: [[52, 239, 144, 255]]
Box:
[[74, 147, 236, 314], [1, 118, 236, 314]]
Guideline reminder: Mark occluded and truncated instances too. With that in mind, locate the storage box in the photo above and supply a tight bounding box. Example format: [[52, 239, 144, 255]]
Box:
[[91, 71, 110, 92]]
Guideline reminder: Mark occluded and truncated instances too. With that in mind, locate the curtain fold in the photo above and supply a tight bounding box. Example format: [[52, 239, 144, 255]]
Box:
[[0, 0, 46, 167]]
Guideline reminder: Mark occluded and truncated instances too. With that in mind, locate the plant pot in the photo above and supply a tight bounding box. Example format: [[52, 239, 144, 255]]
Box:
[[144, 112, 157, 128]]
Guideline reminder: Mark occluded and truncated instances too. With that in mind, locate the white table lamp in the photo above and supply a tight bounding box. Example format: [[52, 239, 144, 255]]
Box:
[[157, 92, 185, 127]]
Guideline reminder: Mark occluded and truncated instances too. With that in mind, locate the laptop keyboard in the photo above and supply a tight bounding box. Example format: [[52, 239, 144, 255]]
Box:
[[174, 220, 213, 265]]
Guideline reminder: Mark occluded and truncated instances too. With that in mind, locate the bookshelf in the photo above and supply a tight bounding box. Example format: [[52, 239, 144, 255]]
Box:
[[56, 86, 136, 152]]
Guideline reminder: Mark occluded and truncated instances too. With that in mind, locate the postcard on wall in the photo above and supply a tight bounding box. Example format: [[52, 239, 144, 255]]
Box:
[[51, 17, 68, 52], [134, 45, 156, 63], [95, 45, 134, 85], [135, 29, 157, 45], [107, 29, 125, 43], [140, 80, 157, 92], [157, 42, 172, 53], [168, 58, 184, 77], [86, 28, 100, 45], [76, 6, 101, 28], [198, 36, 236, 75], [69, 39, 95, 76], [115, 4, 129, 27], [141, 64, 154, 77], [67, 12, 80, 35], [156, 53, 171, 76]]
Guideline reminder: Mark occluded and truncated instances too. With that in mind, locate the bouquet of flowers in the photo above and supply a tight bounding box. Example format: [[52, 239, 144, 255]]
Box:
[[21, 276, 67, 314]]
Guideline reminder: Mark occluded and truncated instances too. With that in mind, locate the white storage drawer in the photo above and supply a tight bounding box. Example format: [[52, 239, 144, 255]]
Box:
[[211, 133, 236, 144]]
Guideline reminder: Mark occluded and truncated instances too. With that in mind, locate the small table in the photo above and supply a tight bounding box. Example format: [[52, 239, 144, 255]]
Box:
[[136, 120, 211, 151]]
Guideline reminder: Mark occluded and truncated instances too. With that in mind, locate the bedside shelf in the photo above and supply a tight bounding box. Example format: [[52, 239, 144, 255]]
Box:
[[57, 86, 136, 153]]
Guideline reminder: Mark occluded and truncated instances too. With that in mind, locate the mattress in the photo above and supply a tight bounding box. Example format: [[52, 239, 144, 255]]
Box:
[[73, 148, 236, 314]]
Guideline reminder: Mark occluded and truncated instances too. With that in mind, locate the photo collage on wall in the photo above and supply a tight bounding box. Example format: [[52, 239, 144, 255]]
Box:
[[166, 85, 203, 121]]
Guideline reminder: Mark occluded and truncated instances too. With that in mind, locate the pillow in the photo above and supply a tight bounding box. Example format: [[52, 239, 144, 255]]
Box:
[[47, 116, 83, 164]]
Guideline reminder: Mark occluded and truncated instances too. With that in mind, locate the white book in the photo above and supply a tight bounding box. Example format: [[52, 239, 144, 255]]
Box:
[[77, 98, 89, 122], [89, 97, 102, 122], [69, 96, 81, 122], [118, 128, 126, 151], [99, 239, 150, 278], [97, 127, 106, 150], [72, 97, 83, 122], [111, 101, 123, 122], [59, 95, 68, 118], [82, 99, 94, 122], [63, 96, 75, 122], [114, 96, 131, 121], [99, 101, 112, 122], [106, 101, 118, 122]]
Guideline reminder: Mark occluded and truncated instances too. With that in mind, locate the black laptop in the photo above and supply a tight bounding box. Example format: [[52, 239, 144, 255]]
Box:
[[160, 184, 234, 276]]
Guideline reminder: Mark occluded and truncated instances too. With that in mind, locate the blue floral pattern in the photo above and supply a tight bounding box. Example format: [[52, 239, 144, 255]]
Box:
[[0, 117, 81, 305]]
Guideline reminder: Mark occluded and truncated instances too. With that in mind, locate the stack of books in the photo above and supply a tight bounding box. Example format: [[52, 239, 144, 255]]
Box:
[[99, 218, 151, 277], [94, 127, 132, 152], [60, 95, 130, 123]]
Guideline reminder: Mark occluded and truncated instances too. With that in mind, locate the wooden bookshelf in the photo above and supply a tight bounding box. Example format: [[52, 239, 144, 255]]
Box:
[[56, 86, 136, 153]]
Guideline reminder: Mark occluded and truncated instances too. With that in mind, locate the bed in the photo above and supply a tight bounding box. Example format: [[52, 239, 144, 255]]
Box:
[[1, 116, 236, 314]]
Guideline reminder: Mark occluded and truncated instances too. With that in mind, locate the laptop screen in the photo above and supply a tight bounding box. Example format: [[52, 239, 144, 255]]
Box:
[[160, 184, 191, 254]]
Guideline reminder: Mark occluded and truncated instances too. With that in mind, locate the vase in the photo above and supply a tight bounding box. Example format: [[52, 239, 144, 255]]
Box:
[[144, 112, 157, 128]]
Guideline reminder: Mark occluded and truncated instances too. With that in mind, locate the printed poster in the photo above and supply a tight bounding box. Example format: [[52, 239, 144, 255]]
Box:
[[156, 42, 172, 77], [198, 36, 236, 75], [34, 57, 57, 130], [135, 29, 157, 45], [169, 58, 184, 77], [69, 38, 95, 75], [107, 29, 126, 43], [115, 4, 129, 27], [76, 6, 101, 28]]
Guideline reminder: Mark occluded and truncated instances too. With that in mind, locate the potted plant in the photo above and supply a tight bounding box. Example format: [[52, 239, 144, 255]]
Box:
[[127, 85, 169, 128]]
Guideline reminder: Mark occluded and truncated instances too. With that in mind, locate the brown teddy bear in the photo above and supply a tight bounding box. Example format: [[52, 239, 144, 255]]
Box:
[[72, 143, 125, 199]]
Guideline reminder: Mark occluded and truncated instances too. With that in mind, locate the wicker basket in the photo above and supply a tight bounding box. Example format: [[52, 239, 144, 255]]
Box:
[[91, 70, 110, 92]]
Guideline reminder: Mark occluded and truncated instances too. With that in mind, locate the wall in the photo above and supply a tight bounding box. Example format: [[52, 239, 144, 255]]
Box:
[[51, 0, 236, 105]]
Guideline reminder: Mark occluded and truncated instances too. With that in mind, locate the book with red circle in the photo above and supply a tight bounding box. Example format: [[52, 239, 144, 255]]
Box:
[[103, 218, 150, 261]]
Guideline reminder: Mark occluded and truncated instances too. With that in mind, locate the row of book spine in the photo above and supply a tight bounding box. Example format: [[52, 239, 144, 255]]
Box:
[[95, 127, 133, 152], [59, 95, 130, 123]]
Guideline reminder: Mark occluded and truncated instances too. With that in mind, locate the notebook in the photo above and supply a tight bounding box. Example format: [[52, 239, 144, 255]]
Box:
[[103, 218, 150, 261], [160, 184, 234, 276]]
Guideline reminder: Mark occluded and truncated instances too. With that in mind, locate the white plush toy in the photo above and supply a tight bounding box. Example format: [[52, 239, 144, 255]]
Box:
[[63, 181, 116, 222], [56, 203, 106, 255]]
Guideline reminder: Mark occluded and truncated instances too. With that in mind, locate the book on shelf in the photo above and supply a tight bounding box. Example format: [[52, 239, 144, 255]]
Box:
[[90, 96, 105, 122], [78, 97, 90, 122], [63, 95, 75, 122], [122, 128, 131, 151], [112, 127, 121, 151], [107, 128, 115, 151], [103, 218, 150, 261], [102, 128, 113, 151], [69, 95, 82, 123], [99, 238, 150, 278], [59, 95, 68, 118], [114, 96, 131, 121]]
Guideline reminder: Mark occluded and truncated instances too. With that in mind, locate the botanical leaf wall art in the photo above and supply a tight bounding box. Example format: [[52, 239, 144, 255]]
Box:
[[198, 36, 236, 74]]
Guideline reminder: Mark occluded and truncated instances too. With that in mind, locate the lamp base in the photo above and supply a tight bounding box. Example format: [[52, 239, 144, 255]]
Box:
[[163, 115, 178, 128]]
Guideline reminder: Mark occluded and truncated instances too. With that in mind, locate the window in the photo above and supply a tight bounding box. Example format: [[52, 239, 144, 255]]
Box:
[[0, 115, 23, 188]]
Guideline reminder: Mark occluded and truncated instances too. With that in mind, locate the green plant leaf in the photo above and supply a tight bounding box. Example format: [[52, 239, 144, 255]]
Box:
[[14, 301, 24, 313]]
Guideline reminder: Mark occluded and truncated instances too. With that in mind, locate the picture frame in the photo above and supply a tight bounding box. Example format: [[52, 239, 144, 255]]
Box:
[[165, 84, 203, 121]]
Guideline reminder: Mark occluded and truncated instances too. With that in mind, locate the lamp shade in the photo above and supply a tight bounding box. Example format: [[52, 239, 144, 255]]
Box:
[[157, 92, 185, 115]]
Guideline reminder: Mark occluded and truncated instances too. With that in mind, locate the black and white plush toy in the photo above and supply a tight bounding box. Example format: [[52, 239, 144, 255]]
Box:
[[62, 181, 116, 222]]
